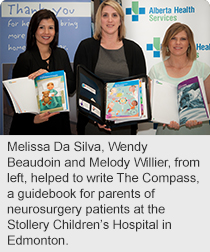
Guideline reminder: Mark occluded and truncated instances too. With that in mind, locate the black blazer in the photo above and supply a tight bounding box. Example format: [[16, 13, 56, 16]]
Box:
[[74, 37, 146, 76], [73, 37, 147, 135]]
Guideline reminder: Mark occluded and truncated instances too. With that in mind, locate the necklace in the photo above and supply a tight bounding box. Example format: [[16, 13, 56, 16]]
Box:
[[168, 58, 189, 69], [42, 47, 51, 69]]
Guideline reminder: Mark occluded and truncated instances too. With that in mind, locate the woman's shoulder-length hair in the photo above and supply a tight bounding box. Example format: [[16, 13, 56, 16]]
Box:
[[26, 9, 59, 50], [93, 0, 126, 41], [161, 22, 197, 61]]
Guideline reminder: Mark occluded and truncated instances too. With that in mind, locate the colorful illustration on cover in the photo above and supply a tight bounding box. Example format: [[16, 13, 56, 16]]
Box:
[[177, 80, 208, 125], [106, 79, 143, 120], [36, 76, 65, 112]]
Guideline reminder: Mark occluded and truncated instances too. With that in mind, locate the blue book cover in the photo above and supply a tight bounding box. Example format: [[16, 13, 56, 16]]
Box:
[[35, 70, 69, 113]]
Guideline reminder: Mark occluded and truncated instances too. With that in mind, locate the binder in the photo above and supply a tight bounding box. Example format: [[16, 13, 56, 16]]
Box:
[[76, 64, 151, 128]]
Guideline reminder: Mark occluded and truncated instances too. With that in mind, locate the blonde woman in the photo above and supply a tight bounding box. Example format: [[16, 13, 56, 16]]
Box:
[[149, 22, 210, 135], [74, 0, 146, 135]]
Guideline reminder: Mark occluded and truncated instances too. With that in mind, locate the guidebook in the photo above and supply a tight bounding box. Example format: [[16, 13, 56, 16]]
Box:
[[151, 76, 210, 125], [77, 65, 151, 128], [3, 70, 69, 114]]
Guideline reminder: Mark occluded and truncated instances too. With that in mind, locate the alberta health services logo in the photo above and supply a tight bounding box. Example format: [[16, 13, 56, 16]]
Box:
[[125, 1, 210, 58], [125, 1, 145, 21], [147, 37, 161, 58], [125, 1, 161, 57]]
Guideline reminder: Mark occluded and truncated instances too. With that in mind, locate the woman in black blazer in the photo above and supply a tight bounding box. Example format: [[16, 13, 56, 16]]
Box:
[[74, 0, 146, 135], [10, 9, 75, 135]]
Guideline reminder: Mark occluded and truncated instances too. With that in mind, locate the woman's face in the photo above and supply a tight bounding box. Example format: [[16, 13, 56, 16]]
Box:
[[101, 5, 121, 37], [168, 30, 189, 57], [35, 18, 55, 48]]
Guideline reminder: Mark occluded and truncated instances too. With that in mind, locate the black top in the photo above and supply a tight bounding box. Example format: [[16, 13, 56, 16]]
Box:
[[74, 37, 147, 135], [10, 45, 75, 135], [74, 37, 146, 76]]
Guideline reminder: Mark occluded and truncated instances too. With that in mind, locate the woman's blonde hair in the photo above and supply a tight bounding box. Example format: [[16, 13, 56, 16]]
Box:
[[162, 22, 197, 61], [93, 0, 126, 40]]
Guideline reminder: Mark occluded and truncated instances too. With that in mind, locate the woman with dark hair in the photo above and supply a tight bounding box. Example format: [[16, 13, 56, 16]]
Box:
[[74, 0, 146, 135], [10, 9, 75, 135], [149, 22, 210, 135], [26, 9, 59, 51]]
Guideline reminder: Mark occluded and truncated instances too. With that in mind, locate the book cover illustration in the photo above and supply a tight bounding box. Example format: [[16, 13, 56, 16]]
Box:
[[177, 77, 209, 125], [151, 76, 209, 125], [105, 79, 144, 120], [76, 65, 151, 126], [35, 71, 68, 113], [3, 70, 69, 114]]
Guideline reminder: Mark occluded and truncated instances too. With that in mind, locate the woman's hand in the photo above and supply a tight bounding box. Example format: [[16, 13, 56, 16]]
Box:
[[163, 121, 180, 130], [97, 123, 111, 132], [34, 111, 60, 124], [163, 120, 202, 129], [28, 69, 48, 80], [185, 120, 202, 128]]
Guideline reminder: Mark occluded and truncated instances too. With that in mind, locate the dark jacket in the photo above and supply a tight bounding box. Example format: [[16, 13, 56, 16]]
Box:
[[10, 45, 75, 135], [74, 37, 146, 76], [74, 37, 146, 135]]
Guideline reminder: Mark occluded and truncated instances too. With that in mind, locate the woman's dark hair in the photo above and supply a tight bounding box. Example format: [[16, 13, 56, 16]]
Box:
[[26, 9, 59, 50]]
